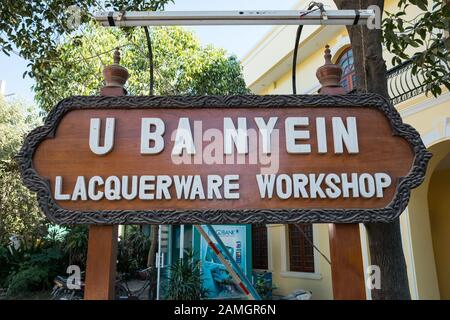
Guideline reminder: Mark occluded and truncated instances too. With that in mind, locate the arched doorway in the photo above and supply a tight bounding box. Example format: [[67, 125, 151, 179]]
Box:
[[407, 139, 450, 299], [428, 150, 450, 299]]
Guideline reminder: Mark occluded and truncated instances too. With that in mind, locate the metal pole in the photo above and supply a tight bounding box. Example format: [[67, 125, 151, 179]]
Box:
[[156, 225, 162, 300], [179, 225, 185, 260], [94, 9, 374, 27]]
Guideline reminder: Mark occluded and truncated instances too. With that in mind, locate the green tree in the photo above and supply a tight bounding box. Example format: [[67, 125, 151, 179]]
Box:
[[0, 97, 45, 245], [0, 0, 171, 87], [33, 24, 248, 111]]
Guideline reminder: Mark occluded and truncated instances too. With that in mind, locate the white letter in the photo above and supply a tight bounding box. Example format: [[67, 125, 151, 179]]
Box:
[[88, 176, 104, 201], [375, 173, 391, 197], [224, 175, 240, 199], [122, 176, 138, 200], [332, 117, 359, 154], [293, 174, 309, 198], [89, 118, 115, 155], [55, 176, 70, 200], [172, 118, 196, 155], [190, 175, 205, 200], [255, 117, 278, 154], [72, 176, 87, 201], [224, 118, 248, 154], [139, 176, 155, 200], [341, 173, 360, 198], [105, 176, 121, 200], [359, 173, 376, 198], [316, 117, 327, 153], [141, 118, 165, 154], [256, 174, 276, 199], [156, 175, 172, 199], [285, 117, 311, 153], [276, 174, 292, 199], [309, 174, 326, 199], [325, 173, 341, 198], [173, 175, 193, 199], [207, 175, 223, 199]]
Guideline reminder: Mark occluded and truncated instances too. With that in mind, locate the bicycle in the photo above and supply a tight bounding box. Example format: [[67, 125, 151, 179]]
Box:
[[115, 267, 156, 300], [51, 267, 156, 300], [51, 275, 84, 300]]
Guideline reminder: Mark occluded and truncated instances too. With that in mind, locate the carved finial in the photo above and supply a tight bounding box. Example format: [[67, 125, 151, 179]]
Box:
[[316, 45, 345, 94], [113, 48, 121, 65], [324, 44, 332, 64], [101, 47, 129, 94]]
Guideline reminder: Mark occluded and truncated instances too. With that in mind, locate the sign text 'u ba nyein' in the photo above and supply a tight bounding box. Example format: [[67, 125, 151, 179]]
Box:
[[55, 115, 392, 202]]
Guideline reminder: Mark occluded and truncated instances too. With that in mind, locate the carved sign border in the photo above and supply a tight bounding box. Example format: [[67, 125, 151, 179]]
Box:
[[17, 94, 431, 225]]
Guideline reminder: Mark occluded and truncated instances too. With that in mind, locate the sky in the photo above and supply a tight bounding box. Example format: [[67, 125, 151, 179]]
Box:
[[0, 0, 300, 105]]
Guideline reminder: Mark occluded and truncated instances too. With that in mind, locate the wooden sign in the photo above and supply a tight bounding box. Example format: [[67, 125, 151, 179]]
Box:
[[17, 94, 430, 225]]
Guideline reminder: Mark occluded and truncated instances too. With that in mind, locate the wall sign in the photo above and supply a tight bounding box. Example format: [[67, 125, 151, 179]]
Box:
[[17, 94, 431, 225]]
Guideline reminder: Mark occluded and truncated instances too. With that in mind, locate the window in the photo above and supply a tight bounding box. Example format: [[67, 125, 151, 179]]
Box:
[[252, 224, 268, 270], [336, 48, 356, 92], [288, 224, 314, 273]]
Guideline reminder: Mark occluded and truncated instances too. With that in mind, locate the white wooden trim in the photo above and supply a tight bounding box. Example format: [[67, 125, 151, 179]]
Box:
[[402, 208, 420, 299], [312, 224, 321, 276], [359, 224, 371, 300], [422, 129, 441, 147], [168, 225, 173, 265], [280, 225, 288, 272], [179, 224, 185, 259], [445, 117, 450, 138], [399, 91, 450, 118], [280, 271, 322, 280], [267, 224, 274, 271], [303, 83, 321, 94], [420, 116, 450, 147]]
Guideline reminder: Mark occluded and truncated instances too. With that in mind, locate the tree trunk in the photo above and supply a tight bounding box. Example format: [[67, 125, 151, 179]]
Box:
[[334, 0, 411, 299], [146, 225, 159, 299], [147, 225, 159, 267]]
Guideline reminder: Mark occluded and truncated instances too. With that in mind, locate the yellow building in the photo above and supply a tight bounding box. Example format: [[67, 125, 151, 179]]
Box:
[[241, 0, 450, 299]]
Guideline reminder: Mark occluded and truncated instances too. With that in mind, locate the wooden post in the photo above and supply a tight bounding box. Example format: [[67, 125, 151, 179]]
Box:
[[84, 225, 119, 300], [316, 45, 366, 300], [84, 49, 129, 300], [328, 224, 366, 299]]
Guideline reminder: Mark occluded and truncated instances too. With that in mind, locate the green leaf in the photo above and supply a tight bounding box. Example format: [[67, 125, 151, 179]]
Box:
[[416, 0, 429, 11]]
